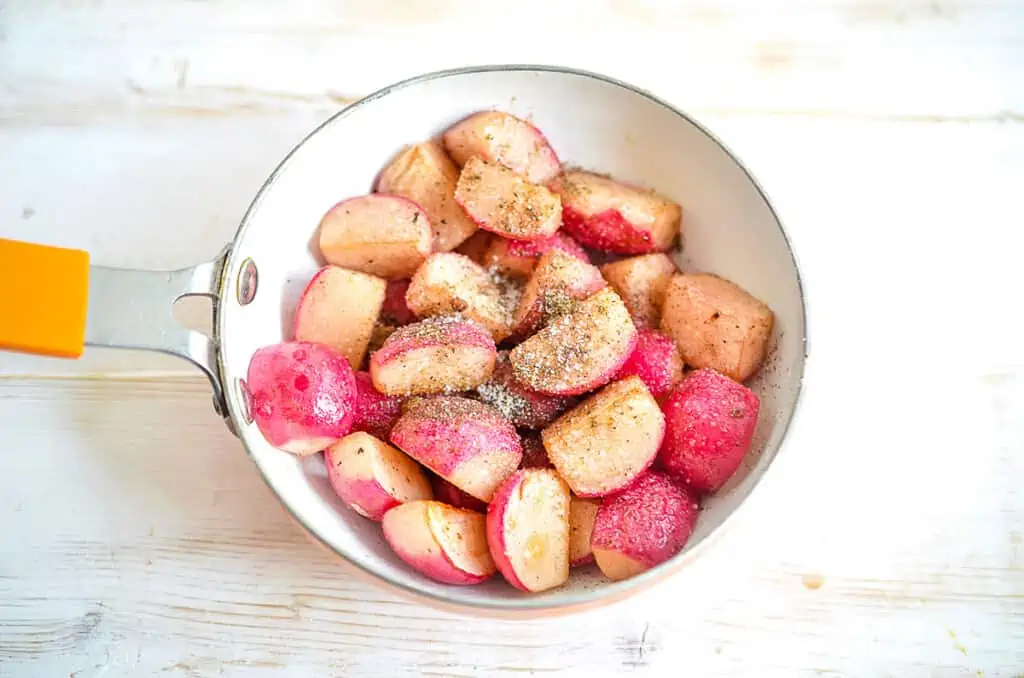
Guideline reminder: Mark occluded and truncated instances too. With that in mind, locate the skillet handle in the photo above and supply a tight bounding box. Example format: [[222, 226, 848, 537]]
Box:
[[0, 238, 229, 416]]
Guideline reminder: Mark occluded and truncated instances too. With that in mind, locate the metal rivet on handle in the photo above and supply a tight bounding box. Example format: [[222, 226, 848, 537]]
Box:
[[236, 378, 253, 425], [236, 257, 258, 306]]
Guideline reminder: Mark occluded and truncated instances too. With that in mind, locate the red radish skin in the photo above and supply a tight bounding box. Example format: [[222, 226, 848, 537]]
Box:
[[317, 194, 432, 279], [431, 474, 488, 512], [659, 368, 760, 494], [483, 233, 589, 279], [369, 315, 497, 396], [591, 471, 699, 581], [382, 501, 495, 585], [510, 288, 638, 396], [454, 157, 562, 241], [247, 341, 357, 455], [486, 469, 571, 592], [519, 433, 554, 469], [569, 496, 601, 566], [390, 396, 522, 502], [552, 172, 681, 254], [352, 371, 404, 439], [325, 432, 432, 520], [443, 111, 562, 184], [611, 329, 684, 400], [476, 353, 575, 429], [381, 280, 416, 325]]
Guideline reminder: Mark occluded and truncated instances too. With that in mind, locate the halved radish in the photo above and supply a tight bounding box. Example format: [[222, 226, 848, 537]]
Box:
[[390, 396, 522, 502], [325, 432, 432, 520], [551, 171, 681, 254], [294, 265, 386, 370], [569, 496, 601, 566], [317, 194, 432, 279], [600, 253, 678, 327], [369, 315, 496, 396], [454, 156, 562, 241], [542, 376, 664, 497], [591, 471, 699, 581], [443, 111, 561, 184], [509, 287, 637, 396], [482, 232, 588, 279], [512, 249, 606, 337], [382, 500, 496, 585], [247, 341, 357, 455], [486, 469, 571, 592], [377, 141, 478, 252]]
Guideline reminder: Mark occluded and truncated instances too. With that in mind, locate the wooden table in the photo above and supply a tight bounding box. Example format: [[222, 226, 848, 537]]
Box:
[[2, 2, 1023, 676]]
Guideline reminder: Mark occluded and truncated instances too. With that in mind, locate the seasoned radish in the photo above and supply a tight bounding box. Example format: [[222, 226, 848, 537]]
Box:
[[454, 156, 562, 241], [454, 230, 493, 265], [377, 141, 478, 252], [600, 253, 677, 327], [352, 371, 404, 438], [509, 287, 637, 396], [382, 501, 496, 585], [317, 194, 431, 279], [247, 341, 357, 455], [487, 469, 571, 592], [611, 329, 684, 400], [551, 171, 681, 254], [369, 315, 496, 395], [512, 249, 606, 337], [591, 471, 699, 581], [519, 433, 553, 469], [659, 368, 760, 494], [431, 474, 488, 513], [405, 253, 517, 341], [476, 353, 575, 429], [542, 376, 664, 496], [325, 432, 432, 520], [569, 497, 601, 566], [390, 396, 522, 502], [294, 265, 386, 369], [483, 232, 588, 279], [443, 111, 561, 184], [659, 273, 774, 382], [380, 279, 416, 326]]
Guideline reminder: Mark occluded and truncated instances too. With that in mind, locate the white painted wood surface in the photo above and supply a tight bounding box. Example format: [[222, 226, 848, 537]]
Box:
[[1, 1, 1023, 676]]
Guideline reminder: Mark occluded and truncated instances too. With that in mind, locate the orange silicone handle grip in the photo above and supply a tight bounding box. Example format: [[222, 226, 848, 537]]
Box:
[[0, 239, 90, 358]]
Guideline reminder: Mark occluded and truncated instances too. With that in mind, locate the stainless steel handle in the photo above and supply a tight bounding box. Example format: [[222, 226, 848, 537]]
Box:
[[85, 248, 229, 417]]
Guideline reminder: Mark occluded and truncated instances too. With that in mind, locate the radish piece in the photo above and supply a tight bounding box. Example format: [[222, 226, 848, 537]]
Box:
[[390, 396, 522, 502], [569, 496, 601, 566], [660, 273, 774, 382], [542, 376, 664, 497], [431, 474, 488, 512], [476, 353, 575, 429], [512, 249, 606, 337], [294, 265, 386, 370], [483, 232, 588, 279], [443, 111, 561, 184], [591, 471, 699, 581], [317, 194, 431, 279], [382, 501, 495, 585], [487, 469, 571, 592], [509, 287, 637, 396], [611, 329, 684, 400], [454, 156, 562, 241], [659, 368, 760, 494], [600, 253, 677, 327], [377, 141, 478, 252], [352, 371, 404, 439], [247, 341, 357, 455], [325, 432, 432, 520], [369, 315, 496, 396], [551, 171, 681, 254]]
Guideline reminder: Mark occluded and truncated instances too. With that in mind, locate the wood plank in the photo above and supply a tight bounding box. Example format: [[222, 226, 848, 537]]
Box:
[[0, 375, 1021, 676]]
